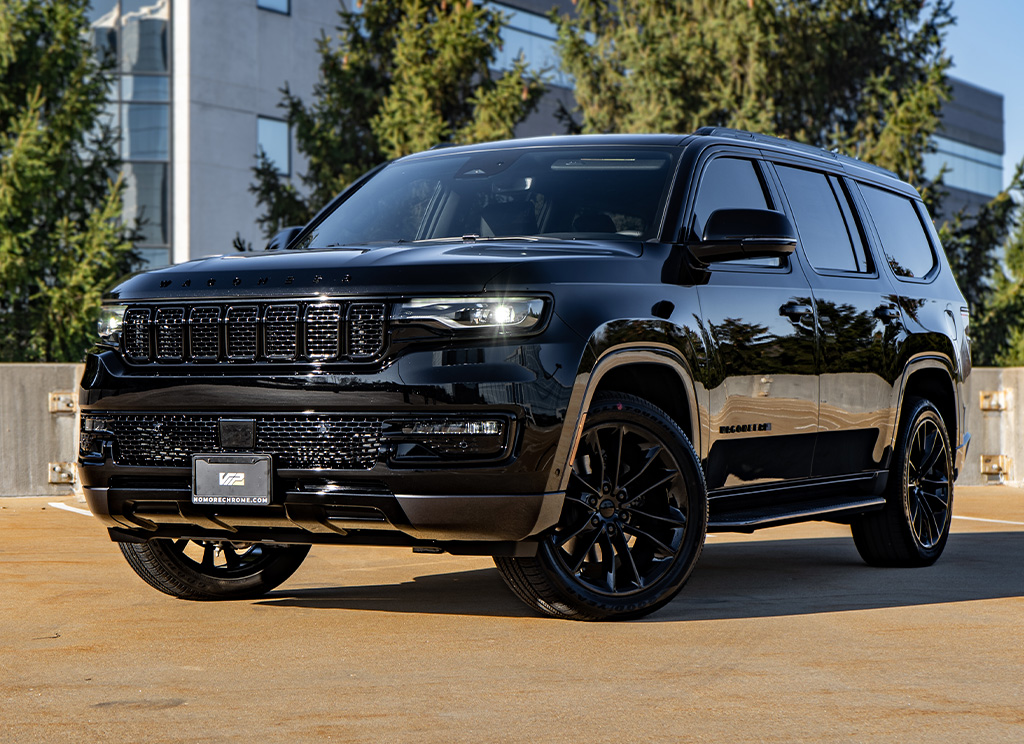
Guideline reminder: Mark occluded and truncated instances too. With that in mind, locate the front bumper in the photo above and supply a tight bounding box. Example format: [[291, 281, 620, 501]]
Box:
[[81, 471, 563, 554], [78, 332, 581, 552]]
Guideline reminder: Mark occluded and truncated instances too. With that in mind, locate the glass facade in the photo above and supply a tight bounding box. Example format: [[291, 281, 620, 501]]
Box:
[[923, 135, 1003, 198], [491, 3, 571, 89], [88, 0, 172, 269]]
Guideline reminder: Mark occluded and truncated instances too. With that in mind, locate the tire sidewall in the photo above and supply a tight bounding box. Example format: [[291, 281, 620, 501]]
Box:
[[537, 397, 708, 618], [895, 401, 953, 561]]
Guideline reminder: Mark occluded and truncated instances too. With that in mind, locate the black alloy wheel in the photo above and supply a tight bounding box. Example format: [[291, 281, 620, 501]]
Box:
[[119, 538, 310, 600], [495, 393, 707, 620], [852, 398, 953, 567]]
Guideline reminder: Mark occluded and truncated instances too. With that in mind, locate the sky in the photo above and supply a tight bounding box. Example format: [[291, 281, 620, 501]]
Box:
[[944, 0, 1024, 189]]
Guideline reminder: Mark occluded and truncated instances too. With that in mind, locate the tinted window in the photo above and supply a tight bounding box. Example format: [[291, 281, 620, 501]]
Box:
[[307, 147, 679, 247], [860, 184, 936, 279], [693, 157, 778, 267], [693, 158, 771, 237], [777, 165, 870, 273]]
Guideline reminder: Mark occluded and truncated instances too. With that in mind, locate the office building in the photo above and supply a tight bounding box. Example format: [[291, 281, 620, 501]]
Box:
[[87, 2, 1003, 267]]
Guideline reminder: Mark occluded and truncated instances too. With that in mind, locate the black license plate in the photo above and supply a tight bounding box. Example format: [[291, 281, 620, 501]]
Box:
[[192, 454, 271, 505]]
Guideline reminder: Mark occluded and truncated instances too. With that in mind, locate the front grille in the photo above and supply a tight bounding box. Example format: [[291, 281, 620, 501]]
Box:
[[85, 413, 384, 470], [119, 300, 387, 364]]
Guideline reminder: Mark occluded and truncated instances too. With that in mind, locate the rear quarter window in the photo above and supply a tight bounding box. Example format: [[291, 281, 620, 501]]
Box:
[[859, 184, 936, 280]]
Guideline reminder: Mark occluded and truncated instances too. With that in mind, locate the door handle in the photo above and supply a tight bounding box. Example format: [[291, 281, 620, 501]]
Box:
[[780, 302, 813, 321], [874, 304, 901, 323]]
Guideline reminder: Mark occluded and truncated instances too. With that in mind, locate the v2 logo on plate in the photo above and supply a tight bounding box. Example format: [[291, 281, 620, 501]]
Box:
[[218, 472, 245, 486]]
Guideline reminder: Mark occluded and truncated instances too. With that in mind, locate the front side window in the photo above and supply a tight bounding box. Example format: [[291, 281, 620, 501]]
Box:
[[305, 147, 680, 248], [692, 156, 779, 267], [860, 184, 936, 279]]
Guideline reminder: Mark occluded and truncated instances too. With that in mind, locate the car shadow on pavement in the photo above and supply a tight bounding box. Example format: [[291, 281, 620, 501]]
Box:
[[256, 531, 1024, 620]]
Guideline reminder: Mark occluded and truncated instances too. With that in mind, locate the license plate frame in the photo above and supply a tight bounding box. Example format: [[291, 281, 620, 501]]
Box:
[[192, 454, 271, 506]]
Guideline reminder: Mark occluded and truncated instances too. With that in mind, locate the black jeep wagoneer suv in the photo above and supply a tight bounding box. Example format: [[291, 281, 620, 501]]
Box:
[[80, 129, 971, 619]]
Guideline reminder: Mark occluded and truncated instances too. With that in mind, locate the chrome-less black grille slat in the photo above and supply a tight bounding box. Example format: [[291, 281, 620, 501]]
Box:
[[85, 413, 383, 470], [154, 308, 185, 360], [122, 301, 386, 364], [189, 306, 221, 360]]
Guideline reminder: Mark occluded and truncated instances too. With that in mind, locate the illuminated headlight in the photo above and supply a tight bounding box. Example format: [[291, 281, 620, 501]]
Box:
[[97, 305, 128, 347], [391, 297, 545, 333]]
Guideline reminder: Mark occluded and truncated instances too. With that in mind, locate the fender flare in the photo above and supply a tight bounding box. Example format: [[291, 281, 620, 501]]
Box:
[[543, 343, 702, 494]]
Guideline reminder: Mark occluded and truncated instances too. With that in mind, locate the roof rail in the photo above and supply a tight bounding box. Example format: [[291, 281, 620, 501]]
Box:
[[692, 127, 899, 180]]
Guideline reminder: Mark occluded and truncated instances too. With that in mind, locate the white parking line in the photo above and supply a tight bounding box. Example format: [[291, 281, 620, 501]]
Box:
[[48, 502, 92, 517], [953, 515, 1024, 526]]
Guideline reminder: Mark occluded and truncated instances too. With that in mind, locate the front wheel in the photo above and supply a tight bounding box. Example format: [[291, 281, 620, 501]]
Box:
[[119, 539, 310, 600], [496, 393, 707, 620], [851, 398, 954, 567]]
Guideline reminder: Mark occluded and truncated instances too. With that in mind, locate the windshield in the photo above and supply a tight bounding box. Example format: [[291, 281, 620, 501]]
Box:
[[304, 145, 680, 248]]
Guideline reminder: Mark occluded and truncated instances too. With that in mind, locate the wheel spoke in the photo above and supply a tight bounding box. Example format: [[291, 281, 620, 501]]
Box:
[[566, 529, 602, 574], [626, 506, 687, 529], [602, 533, 617, 593], [625, 470, 679, 506], [621, 445, 663, 491], [201, 542, 216, 569], [613, 427, 625, 490], [221, 544, 241, 569], [585, 430, 607, 486], [622, 522, 675, 556], [918, 428, 944, 477], [613, 529, 644, 589], [555, 516, 597, 549], [569, 470, 601, 497]]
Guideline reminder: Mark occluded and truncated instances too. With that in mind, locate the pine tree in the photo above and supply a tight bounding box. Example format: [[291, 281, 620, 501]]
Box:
[[552, 0, 953, 188], [251, 0, 543, 239], [0, 0, 136, 362]]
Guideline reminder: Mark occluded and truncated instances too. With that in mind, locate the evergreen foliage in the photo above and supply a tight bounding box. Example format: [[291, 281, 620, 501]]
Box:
[[0, 0, 136, 362], [552, 0, 953, 188], [251, 0, 544, 239]]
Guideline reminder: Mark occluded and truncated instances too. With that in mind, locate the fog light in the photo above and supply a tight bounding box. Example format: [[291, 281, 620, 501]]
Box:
[[383, 417, 510, 462], [400, 420, 503, 436]]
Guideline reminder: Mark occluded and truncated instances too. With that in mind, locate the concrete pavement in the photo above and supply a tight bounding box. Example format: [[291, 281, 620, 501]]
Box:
[[1, 487, 1022, 742]]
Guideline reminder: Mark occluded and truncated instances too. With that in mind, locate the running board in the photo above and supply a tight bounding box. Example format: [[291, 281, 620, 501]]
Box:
[[708, 496, 887, 533]]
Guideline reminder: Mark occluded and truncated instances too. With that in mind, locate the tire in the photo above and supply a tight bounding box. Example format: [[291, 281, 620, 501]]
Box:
[[119, 539, 310, 600], [495, 392, 708, 620], [851, 398, 954, 567]]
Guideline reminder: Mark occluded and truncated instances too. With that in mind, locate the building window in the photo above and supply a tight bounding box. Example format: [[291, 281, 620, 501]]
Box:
[[257, 0, 290, 14], [257, 117, 291, 176], [923, 135, 1003, 198], [87, 0, 172, 269]]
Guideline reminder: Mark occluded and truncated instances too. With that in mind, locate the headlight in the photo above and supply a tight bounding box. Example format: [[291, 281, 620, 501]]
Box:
[[391, 297, 545, 334], [97, 305, 128, 347]]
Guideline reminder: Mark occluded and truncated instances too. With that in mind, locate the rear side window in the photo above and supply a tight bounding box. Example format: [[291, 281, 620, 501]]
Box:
[[859, 184, 936, 279], [693, 157, 779, 267], [776, 165, 871, 274]]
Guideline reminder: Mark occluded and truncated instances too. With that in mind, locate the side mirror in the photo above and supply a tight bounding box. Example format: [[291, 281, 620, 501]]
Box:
[[265, 225, 304, 251], [688, 209, 797, 264]]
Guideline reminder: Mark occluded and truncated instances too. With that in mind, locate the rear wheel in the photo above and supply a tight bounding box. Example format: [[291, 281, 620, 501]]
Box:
[[119, 539, 310, 600], [851, 398, 953, 567], [496, 393, 707, 620]]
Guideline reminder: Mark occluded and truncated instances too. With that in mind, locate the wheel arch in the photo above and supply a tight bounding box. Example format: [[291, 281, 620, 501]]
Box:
[[893, 354, 960, 459], [544, 343, 702, 494]]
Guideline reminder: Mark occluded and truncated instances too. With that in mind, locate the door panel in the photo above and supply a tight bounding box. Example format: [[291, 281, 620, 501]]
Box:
[[771, 165, 903, 477], [689, 155, 819, 490]]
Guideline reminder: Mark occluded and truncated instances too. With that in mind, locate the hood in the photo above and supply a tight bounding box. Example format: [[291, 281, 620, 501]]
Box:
[[105, 239, 645, 301]]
